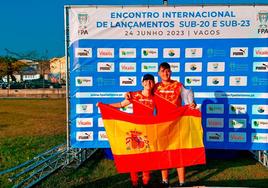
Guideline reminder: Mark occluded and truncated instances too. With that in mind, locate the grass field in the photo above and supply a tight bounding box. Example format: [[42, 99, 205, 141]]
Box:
[[0, 99, 267, 187]]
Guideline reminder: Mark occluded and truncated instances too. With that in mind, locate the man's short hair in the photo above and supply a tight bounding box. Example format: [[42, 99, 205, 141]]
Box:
[[142, 74, 155, 82], [159, 62, 170, 71]]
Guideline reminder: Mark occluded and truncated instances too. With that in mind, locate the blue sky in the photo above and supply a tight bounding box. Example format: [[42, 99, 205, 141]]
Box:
[[0, 1, 95, 59], [0, 0, 156, 59]]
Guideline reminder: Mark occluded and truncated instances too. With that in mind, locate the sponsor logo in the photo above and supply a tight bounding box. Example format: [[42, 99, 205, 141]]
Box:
[[120, 63, 136, 72], [77, 13, 89, 35], [97, 48, 114, 58], [75, 48, 92, 58], [141, 63, 158, 72], [254, 47, 268, 57], [98, 118, 104, 127], [229, 104, 247, 114], [163, 48, 180, 58], [257, 11, 268, 34], [252, 133, 268, 143], [252, 119, 268, 129], [206, 104, 224, 114], [98, 131, 108, 141], [229, 132, 247, 143], [184, 76, 202, 86], [229, 76, 247, 86], [185, 62, 202, 72], [206, 132, 224, 142], [185, 48, 203, 58], [207, 62, 225, 72], [126, 130, 149, 151], [141, 48, 158, 58], [76, 77, 93, 86], [253, 62, 268, 72], [97, 77, 116, 86], [97, 62, 114, 72], [76, 104, 93, 114], [229, 119, 247, 129], [120, 77, 136, 86], [171, 76, 180, 82], [76, 131, 93, 141], [230, 47, 248, 57], [168, 62, 180, 72], [206, 118, 224, 128], [119, 48, 136, 58], [120, 103, 133, 113], [76, 118, 93, 128], [207, 76, 224, 86], [207, 48, 226, 57], [252, 105, 268, 115]]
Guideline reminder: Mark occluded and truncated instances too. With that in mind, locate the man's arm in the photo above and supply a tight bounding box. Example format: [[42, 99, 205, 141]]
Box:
[[181, 85, 196, 108]]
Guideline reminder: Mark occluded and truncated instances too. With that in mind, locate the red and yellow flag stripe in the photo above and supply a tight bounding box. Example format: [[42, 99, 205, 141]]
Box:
[[99, 103, 206, 173]]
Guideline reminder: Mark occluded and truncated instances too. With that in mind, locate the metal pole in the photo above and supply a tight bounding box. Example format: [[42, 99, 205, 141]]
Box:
[[64, 6, 70, 151]]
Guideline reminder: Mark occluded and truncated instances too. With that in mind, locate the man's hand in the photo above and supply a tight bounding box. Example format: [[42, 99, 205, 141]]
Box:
[[124, 92, 131, 100]]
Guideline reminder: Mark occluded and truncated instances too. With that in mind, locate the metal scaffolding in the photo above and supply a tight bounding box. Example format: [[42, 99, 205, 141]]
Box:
[[0, 144, 97, 188]]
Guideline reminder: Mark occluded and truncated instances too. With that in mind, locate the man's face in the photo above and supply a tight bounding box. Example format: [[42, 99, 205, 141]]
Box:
[[142, 79, 155, 90], [158, 67, 171, 81]]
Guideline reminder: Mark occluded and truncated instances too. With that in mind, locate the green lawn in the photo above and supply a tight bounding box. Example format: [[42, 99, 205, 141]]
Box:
[[0, 99, 267, 187]]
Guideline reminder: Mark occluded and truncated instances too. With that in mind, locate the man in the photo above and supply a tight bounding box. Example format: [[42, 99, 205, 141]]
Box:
[[98, 73, 155, 188], [154, 62, 195, 187]]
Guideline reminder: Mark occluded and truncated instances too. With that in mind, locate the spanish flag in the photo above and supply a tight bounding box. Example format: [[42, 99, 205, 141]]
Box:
[[99, 103, 206, 173]]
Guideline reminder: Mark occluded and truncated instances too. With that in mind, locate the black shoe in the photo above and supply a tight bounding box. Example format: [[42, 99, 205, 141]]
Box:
[[173, 182, 188, 187], [141, 183, 150, 188], [160, 181, 169, 187], [132, 184, 139, 188]]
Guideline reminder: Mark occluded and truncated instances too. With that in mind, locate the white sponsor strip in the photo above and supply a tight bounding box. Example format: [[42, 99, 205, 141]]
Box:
[[76, 92, 125, 98], [252, 133, 268, 143], [252, 119, 268, 129], [76, 131, 93, 141], [194, 92, 268, 99], [98, 131, 108, 141]]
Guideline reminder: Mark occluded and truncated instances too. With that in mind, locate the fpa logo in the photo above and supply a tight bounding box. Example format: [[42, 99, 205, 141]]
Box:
[[252, 105, 268, 115], [229, 104, 247, 114], [141, 48, 158, 58], [254, 47, 268, 57], [97, 48, 114, 58], [257, 11, 268, 34], [141, 63, 158, 72], [229, 76, 247, 86], [229, 119, 247, 129], [77, 13, 89, 36], [207, 76, 224, 86], [76, 77, 93, 86], [252, 119, 268, 129], [76, 131, 93, 141], [76, 118, 93, 128], [168, 62, 180, 72], [119, 48, 136, 58], [185, 62, 202, 72], [163, 48, 180, 58], [75, 48, 92, 58], [120, 62, 136, 72], [120, 77, 136, 86], [230, 47, 248, 57], [229, 132, 247, 143], [76, 104, 93, 114], [97, 62, 114, 72], [206, 132, 224, 142], [184, 76, 202, 86], [253, 62, 268, 72], [207, 62, 225, 72], [185, 48, 203, 58]]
